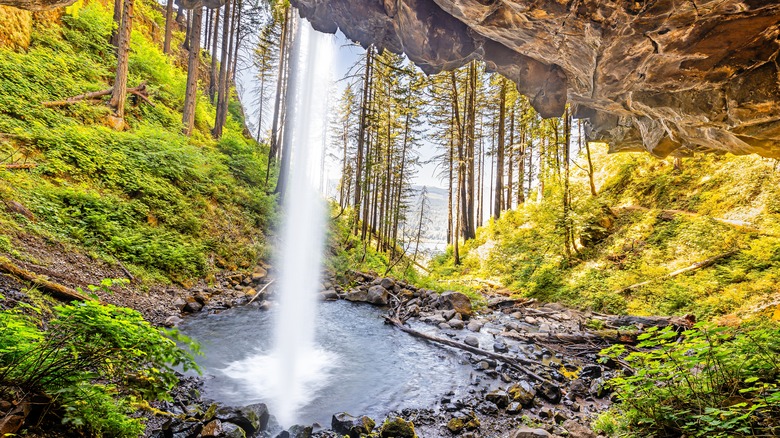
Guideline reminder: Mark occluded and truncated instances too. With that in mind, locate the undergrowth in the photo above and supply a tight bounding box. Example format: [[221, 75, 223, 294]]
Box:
[[0, 0, 275, 284]]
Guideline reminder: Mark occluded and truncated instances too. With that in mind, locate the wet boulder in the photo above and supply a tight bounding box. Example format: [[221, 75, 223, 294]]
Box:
[[436, 291, 473, 317], [216, 403, 269, 436], [380, 416, 416, 438], [539, 381, 562, 404], [508, 381, 536, 406], [331, 413, 375, 438], [344, 288, 368, 302], [510, 426, 550, 438], [463, 335, 479, 348], [367, 285, 389, 306], [379, 277, 395, 290], [485, 389, 510, 408]]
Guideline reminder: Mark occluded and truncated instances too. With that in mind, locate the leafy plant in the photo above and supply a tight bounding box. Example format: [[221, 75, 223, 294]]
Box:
[[600, 322, 780, 437], [0, 299, 200, 437]]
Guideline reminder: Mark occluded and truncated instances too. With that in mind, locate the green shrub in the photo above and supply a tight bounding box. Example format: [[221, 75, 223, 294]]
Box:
[[0, 298, 199, 437], [601, 322, 780, 437]]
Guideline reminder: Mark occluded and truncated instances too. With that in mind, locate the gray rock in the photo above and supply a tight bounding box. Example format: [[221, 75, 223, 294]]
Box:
[[508, 381, 536, 406], [438, 322, 451, 330], [320, 289, 339, 301], [540, 381, 562, 403], [477, 401, 499, 415], [183, 300, 203, 313], [493, 341, 509, 353], [563, 419, 596, 438], [331, 413, 375, 438], [436, 291, 473, 316], [510, 426, 550, 438], [467, 321, 482, 332], [164, 315, 184, 327], [286, 425, 313, 438], [464, 335, 480, 348], [367, 285, 389, 306], [379, 277, 395, 290], [442, 309, 457, 321], [485, 389, 510, 408], [506, 401, 522, 414], [449, 319, 465, 330], [344, 289, 369, 302], [221, 422, 246, 438]]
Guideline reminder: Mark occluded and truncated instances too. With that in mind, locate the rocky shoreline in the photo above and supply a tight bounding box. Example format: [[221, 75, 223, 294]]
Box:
[[145, 268, 615, 438]]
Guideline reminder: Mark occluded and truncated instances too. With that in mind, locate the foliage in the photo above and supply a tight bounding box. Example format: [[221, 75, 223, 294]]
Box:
[[428, 147, 780, 318], [0, 298, 199, 437], [0, 0, 275, 282], [600, 322, 780, 437]]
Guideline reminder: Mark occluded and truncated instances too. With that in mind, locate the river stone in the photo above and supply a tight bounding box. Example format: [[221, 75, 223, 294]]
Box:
[[183, 300, 203, 313], [510, 427, 550, 438], [467, 321, 482, 332], [217, 403, 269, 435], [221, 422, 246, 438], [331, 413, 375, 438], [164, 315, 184, 327], [442, 309, 457, 321], [539, 381, 562, 403], [485, 389, 510, 408], [367, 285, 389, 306], [449, 319, 465, 330], [508, 381, 536, 406], [506, 401, 522, 414], [477, 401, 499, 415], [379, 277, 395, 290], [563, 419, 596, 438], [579, 364, 602, 380], [493, 341, 508, 353], [464, 335, 479, 348], [438, 322, 451, 330], [437, 291, 473, 317], [321, 289, 339, 301], [406, 304, 421, 317], [287, 425, 313, 438], [379, 416, 416, 438]]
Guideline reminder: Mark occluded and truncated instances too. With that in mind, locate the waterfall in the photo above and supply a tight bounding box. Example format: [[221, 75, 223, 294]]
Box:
[[272, 16, 334, 426], [222, 17, 336, 428]]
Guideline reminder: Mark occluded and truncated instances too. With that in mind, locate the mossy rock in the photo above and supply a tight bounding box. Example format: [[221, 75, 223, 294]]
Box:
[[379, 417, 416, 438]]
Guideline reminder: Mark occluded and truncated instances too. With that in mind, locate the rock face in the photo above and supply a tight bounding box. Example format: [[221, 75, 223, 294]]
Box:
[[292, 0, 780, 158]]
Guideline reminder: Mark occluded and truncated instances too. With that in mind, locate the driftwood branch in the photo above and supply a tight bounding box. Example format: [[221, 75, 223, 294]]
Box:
[[617, 250, 739, 295], [42, 82, 153, 108], [0, 257, 89, 302], [248, 279, 275, 304], [383, 315, 553, 385]]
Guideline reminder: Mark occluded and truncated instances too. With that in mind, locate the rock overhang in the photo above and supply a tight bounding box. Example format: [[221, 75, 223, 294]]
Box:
[[290, 0, 780, 158]]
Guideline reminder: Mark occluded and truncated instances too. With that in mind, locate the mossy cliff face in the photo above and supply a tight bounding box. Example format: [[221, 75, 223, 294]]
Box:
[[292, 0, 780, 159]]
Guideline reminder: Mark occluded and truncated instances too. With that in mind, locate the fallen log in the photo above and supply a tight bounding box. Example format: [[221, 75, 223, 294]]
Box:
[[0, 256, 90, 302], [605, 314, 695, 330], [616, 249, 739, 295], [383, 315, 553, 386], [42, 82, 153, 107], [1, 163, 36, 170], [248, 279, 275, 304]]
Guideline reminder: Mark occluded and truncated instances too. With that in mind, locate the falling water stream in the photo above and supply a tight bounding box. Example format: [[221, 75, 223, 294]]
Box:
[[219, 18, 334, 427], [178, 19, 475, 430]]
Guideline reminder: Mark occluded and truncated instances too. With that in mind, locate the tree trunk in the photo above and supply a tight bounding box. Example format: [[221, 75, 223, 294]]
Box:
[[110, 0, 123, 47], [273, 12, 300, 202], [266, 8, 290, 184], [208, 7, 220, 102], [212, 0, 232, 138], [562, 107, 572, 260], [163, 0, 174, 54], [464, 61, 477, 240], [506, 105, 514, 211], [582, 119, 597, 197], [354, 46, 373, 235], [182, 7, 203, 136], [493, 78, 506, 220], [229, 0, 242, 84], [108, 0, 135, 121]]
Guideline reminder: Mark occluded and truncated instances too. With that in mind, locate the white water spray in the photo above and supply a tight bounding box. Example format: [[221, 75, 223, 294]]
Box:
[[223, 17, 336, 427]]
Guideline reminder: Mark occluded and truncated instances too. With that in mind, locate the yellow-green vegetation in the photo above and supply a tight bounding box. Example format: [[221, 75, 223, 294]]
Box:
[[429, 146, 780, 319], [0, 0, 275, 283], [0, 293, 199, 437], [597, 321, 780, 437]]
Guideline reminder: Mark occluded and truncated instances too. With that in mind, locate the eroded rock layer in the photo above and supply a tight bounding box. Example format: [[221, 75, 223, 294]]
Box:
[[293, 0, 780, 158]]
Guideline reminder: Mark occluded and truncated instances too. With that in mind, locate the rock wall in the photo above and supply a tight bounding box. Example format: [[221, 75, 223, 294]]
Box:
[[292, 0, 780, 158]]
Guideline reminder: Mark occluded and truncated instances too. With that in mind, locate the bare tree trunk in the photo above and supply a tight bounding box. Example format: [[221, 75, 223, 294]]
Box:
[[354, 46, 373, 234], [230, 0, 242, 83], [163, 0, 174, 54], [110, 0, 123, 47], [267, 8, 290, 184], [464, 61, 477, 239], [274, 13, 299, 202], [562, 107, 572, 260], [108, 0, 135, 121], [581, 119, 597, 196], [182, 7, 203, 135], [212, 0, 232, 138], [447, 110, 454, 245], [493, 77, 506, 220], [506, 105, 514, 211], [208, 7, 220, 102]]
